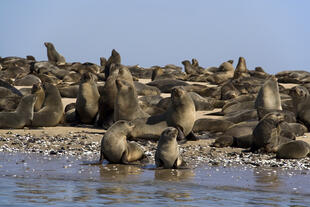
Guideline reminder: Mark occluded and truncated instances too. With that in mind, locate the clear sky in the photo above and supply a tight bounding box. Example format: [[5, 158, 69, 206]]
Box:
[[1, 0, 309, 74]]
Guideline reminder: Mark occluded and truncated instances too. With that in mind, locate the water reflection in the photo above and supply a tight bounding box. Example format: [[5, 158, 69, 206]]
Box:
[[99, 164, 142, 181], [253, 168, 281, 190], [154, 168, 195, 182]]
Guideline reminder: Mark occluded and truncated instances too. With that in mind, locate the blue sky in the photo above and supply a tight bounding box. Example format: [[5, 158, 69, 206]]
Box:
[[1, 0, 309, 74]]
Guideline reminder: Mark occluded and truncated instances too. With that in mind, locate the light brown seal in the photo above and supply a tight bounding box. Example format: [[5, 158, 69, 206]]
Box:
[[31, 83, 45, 112], [75, 72, 100, 124], [276, 140, 310, 159], [0, 94, 36, 129], [31, 82, 64, 127], [44, 42, 66, 65], [99, 120, 145, 164], [155, 127, 183, 168]]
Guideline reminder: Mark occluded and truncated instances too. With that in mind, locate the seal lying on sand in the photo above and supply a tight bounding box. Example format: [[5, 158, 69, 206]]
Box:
[[276, 140, 310, 159], [99, 120, 145, 164], [0, 94, 36, 129], [155, 127, 183, 168]]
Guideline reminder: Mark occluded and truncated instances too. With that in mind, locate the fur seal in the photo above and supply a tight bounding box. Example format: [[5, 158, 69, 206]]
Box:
[[155, 127, 183, 168], [289, 86, 310, 129], [130, 87, 197, 142], [251, 112, 285, 152], [114, 79, 149, 122], [0, 94, 36, 128], [14, 74, 41, 86], [193, 118, 234, 133], [276, 140, 310, 159], [75, 72, 100, 124], [99, 120, 145, 164], [44, 42, 66, 65], [233, 57, 249, 79], [147, 79, 189, 93], [206, 61, 235, 84], [255, 75, 282, 110], [182, 60, 203, 75], [31, 83, 64, 127], [105, 49, 121, 78], [31, 83, 45, 112]]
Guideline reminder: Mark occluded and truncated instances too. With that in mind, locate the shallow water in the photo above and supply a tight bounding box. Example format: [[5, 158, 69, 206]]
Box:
[[1, 152, 310, 206]]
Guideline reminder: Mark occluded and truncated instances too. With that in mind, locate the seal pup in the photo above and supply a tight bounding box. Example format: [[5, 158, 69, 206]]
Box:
[[31, 83, 45, 112], [114, 79, 149, 122], [0, 94, 36, 129], [155, 127, 183, 168], [31, 83, 64, 127], [75, 72, 100, 124], [276, 140, 310, 159], [255, 75, 282, 111], [99, 120, 145, 164], [44, 42, 66, 65]]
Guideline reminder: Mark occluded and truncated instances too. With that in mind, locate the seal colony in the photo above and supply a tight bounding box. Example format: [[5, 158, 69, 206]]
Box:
[[1, 42, 310, 169]]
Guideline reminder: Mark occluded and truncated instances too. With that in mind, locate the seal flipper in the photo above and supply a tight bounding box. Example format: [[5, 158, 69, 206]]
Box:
[[176, 125, 187, 144], [173, 156, 183, 169], [186, 131, 199, 141]]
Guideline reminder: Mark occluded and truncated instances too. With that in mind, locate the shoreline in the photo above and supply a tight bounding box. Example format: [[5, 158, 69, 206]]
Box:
[[1, 126, 310, 170]]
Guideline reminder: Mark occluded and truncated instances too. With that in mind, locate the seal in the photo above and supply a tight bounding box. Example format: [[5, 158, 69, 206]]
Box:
[[255, 75, 282, 111], [75, 72, 100, 124], [206, 61, 235, 84], [155, 127, 183, 168], [233, 57, 249, 79], [104, 49, 121, 78], [31, 83, 45, 112], [251, 112, 285, 153], [31, 82, 64, 127], [276, 140, 310, 159], [44, 42, 66, 65], [0, 94, 36, 129], [114, 79, 149, 122], [130, 87, 197, 143], [289, 86, 310, 129], [99, 120, 145, 164]]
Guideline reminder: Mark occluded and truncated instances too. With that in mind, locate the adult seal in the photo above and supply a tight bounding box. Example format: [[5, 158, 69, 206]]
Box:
[[114, 79, 149, 122], [130, 87, 197, 142], [276, 140, 310, 159], [0, 94, 36, 129], [44, 42, 66, 65], [75, 72, 100, 124], [31, 83, 64, 127], [155, 127, 183, 168], [99, 120, 145, 164]]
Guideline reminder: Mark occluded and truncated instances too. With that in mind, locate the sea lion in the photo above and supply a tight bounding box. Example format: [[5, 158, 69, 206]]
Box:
[[44, 42, 66, 65], [276, 140, 310, 159], [251, 112, 285, 153], [130, 87, 197, 142], [31, 83, 45, 112], [99, 120, 145, 164], [114, 79, 149, 122], [0, 94, 36, 129], [255, 75, 282, 110], [75, 72, 100, 124], [31, 83, 64, 127], [155, 127, 183, 168]]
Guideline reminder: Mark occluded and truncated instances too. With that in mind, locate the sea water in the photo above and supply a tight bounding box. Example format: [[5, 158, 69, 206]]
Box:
[[0, 152, 309, 207]]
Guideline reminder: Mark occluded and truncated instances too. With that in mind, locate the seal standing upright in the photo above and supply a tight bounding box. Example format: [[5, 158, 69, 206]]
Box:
[[75, 72, 100, 124], [31, 83, 45, 112], [44, 42, 66, 65], [31, 83, 64, 127], [155, 127, 183, 168]]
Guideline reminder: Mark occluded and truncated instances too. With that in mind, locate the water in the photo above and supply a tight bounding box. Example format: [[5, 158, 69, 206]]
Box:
[[0, 152, 310, 206]]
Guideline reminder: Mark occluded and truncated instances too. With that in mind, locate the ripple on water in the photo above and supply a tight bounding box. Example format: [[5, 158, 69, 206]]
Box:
[[0, 152, 310, 206]]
